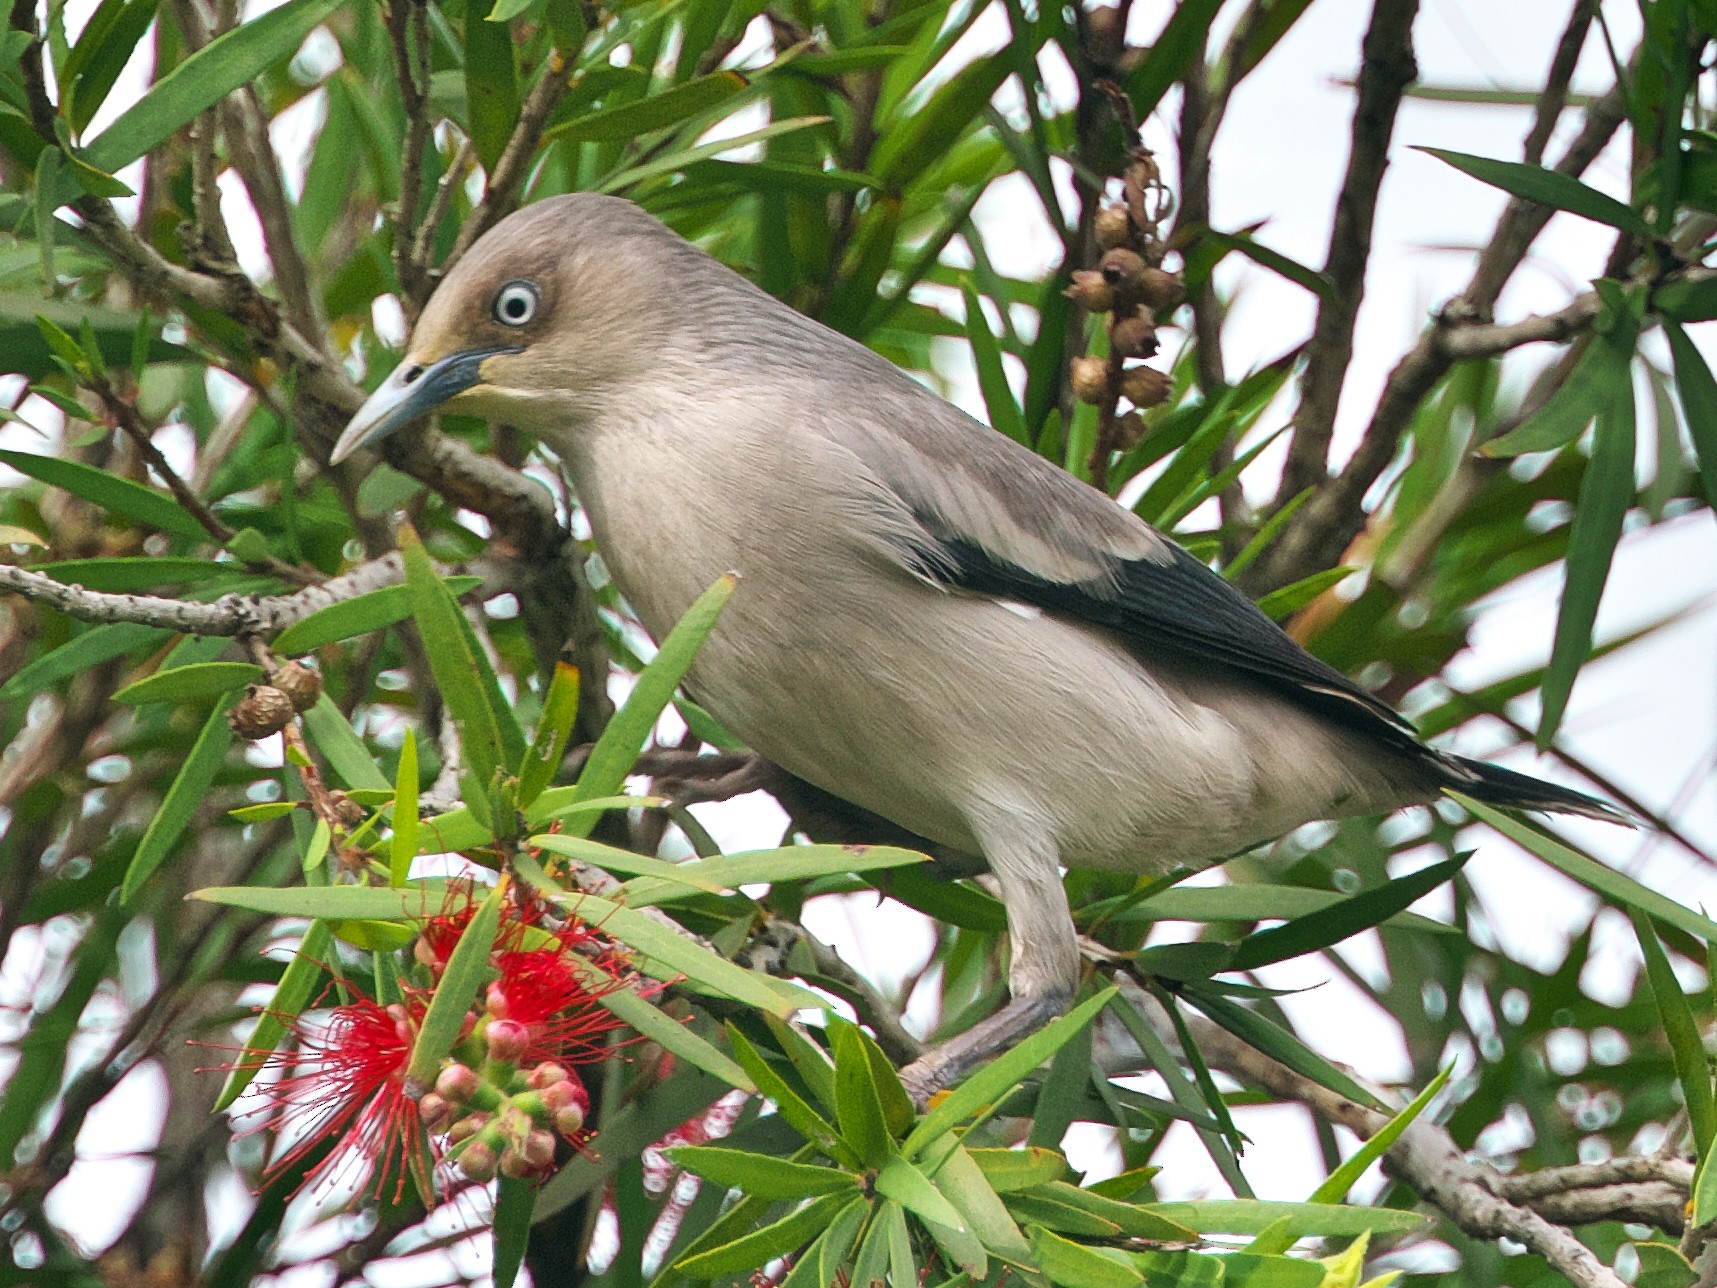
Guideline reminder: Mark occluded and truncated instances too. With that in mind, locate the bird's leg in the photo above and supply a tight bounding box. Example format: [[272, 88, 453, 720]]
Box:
[[899, 820, 1079, 1107]]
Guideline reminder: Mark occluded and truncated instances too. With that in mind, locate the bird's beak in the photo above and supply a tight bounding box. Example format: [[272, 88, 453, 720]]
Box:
[[329, 346, 520, 465]]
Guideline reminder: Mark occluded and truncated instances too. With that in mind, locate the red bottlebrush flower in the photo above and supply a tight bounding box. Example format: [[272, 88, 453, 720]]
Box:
[[233, 995, 432, 1204], [489, 947, 631, 1066]]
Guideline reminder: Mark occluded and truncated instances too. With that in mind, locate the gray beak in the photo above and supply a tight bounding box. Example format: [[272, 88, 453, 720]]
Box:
[[329, 346, 519, 466]]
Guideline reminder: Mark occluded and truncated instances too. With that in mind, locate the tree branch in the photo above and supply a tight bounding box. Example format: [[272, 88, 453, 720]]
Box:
[[1275, 0, 1421, 507]]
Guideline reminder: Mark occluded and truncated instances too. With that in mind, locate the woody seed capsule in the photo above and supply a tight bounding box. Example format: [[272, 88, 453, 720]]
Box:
[[1070, 356, 1110, 403], [1063, 270, 1115, 313], [1120, 365, 1172, 408], [1134, 266, 1185, 311], [1094, 206, 1132, 250], [1110, 315, 1159, 358], [229, 685, 295, 740], [268, 661, 322, 713]]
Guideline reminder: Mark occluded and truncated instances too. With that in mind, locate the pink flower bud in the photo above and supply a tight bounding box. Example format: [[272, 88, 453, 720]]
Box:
[[527, 1062, 570, 1090], [485, 981, 511, 1020], [436, 1063, 480, 1104], [485, 1020, 530, 1063], [554, 1102, 586, 1137], [459, 1141, 498, 1183], [448, 1111, 487, 1144], [418, 1093, 451, 1130]]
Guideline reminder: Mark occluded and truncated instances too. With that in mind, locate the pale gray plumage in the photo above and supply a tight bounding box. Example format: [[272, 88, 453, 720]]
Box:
[[333, 193, 1622, 1096]]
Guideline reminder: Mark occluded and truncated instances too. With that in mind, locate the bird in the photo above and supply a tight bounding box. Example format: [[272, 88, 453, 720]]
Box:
[[330, 192, 1623, 1100]]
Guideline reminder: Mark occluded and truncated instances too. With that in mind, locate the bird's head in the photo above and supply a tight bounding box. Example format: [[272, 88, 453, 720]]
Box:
[[330, 194, 690, 464]]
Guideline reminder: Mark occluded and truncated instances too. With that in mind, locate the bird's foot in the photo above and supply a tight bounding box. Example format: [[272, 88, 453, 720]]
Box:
[[898, 991, 1070, 1109]]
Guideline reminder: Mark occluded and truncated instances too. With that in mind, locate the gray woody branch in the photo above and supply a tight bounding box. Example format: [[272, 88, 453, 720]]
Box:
[[0, 555, 410, 638]]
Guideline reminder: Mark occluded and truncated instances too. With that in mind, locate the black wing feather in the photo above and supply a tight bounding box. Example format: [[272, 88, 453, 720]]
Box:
[[926, 530, 1420, 744]]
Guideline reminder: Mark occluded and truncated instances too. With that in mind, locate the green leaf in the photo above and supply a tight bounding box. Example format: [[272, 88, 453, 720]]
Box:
[[0, 448, 207, 539], [491, 1174, 533, 1288], [1016, 1182, 1196, 1241], [876, 1154, 966, 1232], [1631, 910, 1716, 1153], [1179, 988, 1384, 1109], [406, 880, 503, 1088], [1655, 274, 1717, 321], [1141, 1198, 1427, 1237], [622, 843, 927, 908], [35, 557, 238, 591], [546, 71, 749, 143], [390, 727, 418, 888], [1308, 1063, 1452, 1203], [531, 833, 731, 891], [832, 1019, 895, 1167], [464, 0, 520, 171], [1662, 321, 1717, 510], [665, 1146, 859, 1199], [673, 1191, 855, 1278], [271, 577, 482, 655], [963, 284, 1028, 445], [726, 1026, 862, 1169], [1417, 147, 1650, 234], [82, 0, 346, 174], [121, 694, 238, 903], [1481, 333, 1633, 459], [780, 1198, 867, 1288], [516, 863, 817, 1016], [591, 983, 752, 1092], [966, 1147, 1067, 1192], [1633, 1242, 1699, 1288], [1, 623, 168, 700], [565, 574, 735, 827], [518, 661, 580, 808], [300, 694, 391, 791], [214, 920, 331, 1111], [113, 661, 262, 705], [1539, 379, 1636, 745], [1229, 855, 1467, 970], [1099, 882, 1455, 935], [1028, 1227, 1142, 1288], [1125, 0, 1225, 117], [600, 117, 832, 192], [903, 988, 1118, 1156], [1255, 566, 1355, 621], [400, 522, 521, 798], [192, 882, 454, 919]]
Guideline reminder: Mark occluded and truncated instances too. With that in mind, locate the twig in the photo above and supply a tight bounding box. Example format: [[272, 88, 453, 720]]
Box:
[[0, 553, 413, 637], [443, 53, 573, 277], [1524, 0, 1599, 166], [407, 137, 474, 308], [390, 0, 435, 314], [1276, 0, 1421, 508]]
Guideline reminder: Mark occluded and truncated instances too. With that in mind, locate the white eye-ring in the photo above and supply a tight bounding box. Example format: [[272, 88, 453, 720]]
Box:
[[493, 280, 540, 327]]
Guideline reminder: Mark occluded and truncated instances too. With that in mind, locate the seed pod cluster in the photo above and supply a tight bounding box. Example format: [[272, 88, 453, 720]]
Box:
[[1065, 200, 1184, 415]]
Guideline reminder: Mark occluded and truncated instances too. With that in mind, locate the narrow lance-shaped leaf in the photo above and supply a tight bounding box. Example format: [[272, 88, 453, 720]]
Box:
[[589, 976, 752, 1093], [962, 284, 1028, 446], [0, 448, 208, 539], [1306, 1063, 1453, 1206], [491, 1175, 533, 1288], [121, 693, 238, 903], [665, 1146, 859, 1199], [1229, 854, 1468, 970], [271, 577, 484, 656], [903, 987, 1119, 1156], [672, 1190, 856, 1278], [1417, 147, 1650, 235], [114, 662, 262, 706], [405, 880, 504, 1089], [568, 574, 735, 826], [1632, 910, 1716, 1154], [82, 0, 346, 173], [1539, 376, 1635, 746], [1179, 987, 1384, 1109], [518, 661, 580, 808], [390, 727, 418, 888], [1662, 321, 1717, 508]]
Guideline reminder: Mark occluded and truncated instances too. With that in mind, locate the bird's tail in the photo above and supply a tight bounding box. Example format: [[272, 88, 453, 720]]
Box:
[[1443, 755, 1633, 825]]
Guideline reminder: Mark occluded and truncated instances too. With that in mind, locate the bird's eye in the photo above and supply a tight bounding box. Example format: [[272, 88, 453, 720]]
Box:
[[492, 280, 540, 327]]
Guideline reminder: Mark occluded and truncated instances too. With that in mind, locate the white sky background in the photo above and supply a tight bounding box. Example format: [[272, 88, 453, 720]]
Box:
[[11, 0, 1717, 1269]]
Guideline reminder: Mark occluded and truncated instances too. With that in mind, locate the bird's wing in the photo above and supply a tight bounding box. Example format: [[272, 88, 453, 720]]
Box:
[[829, 394, 1416, 740]]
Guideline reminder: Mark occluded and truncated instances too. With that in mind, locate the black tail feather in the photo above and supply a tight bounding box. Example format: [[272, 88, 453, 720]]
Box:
[[1444, 755, 1633, 825]]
